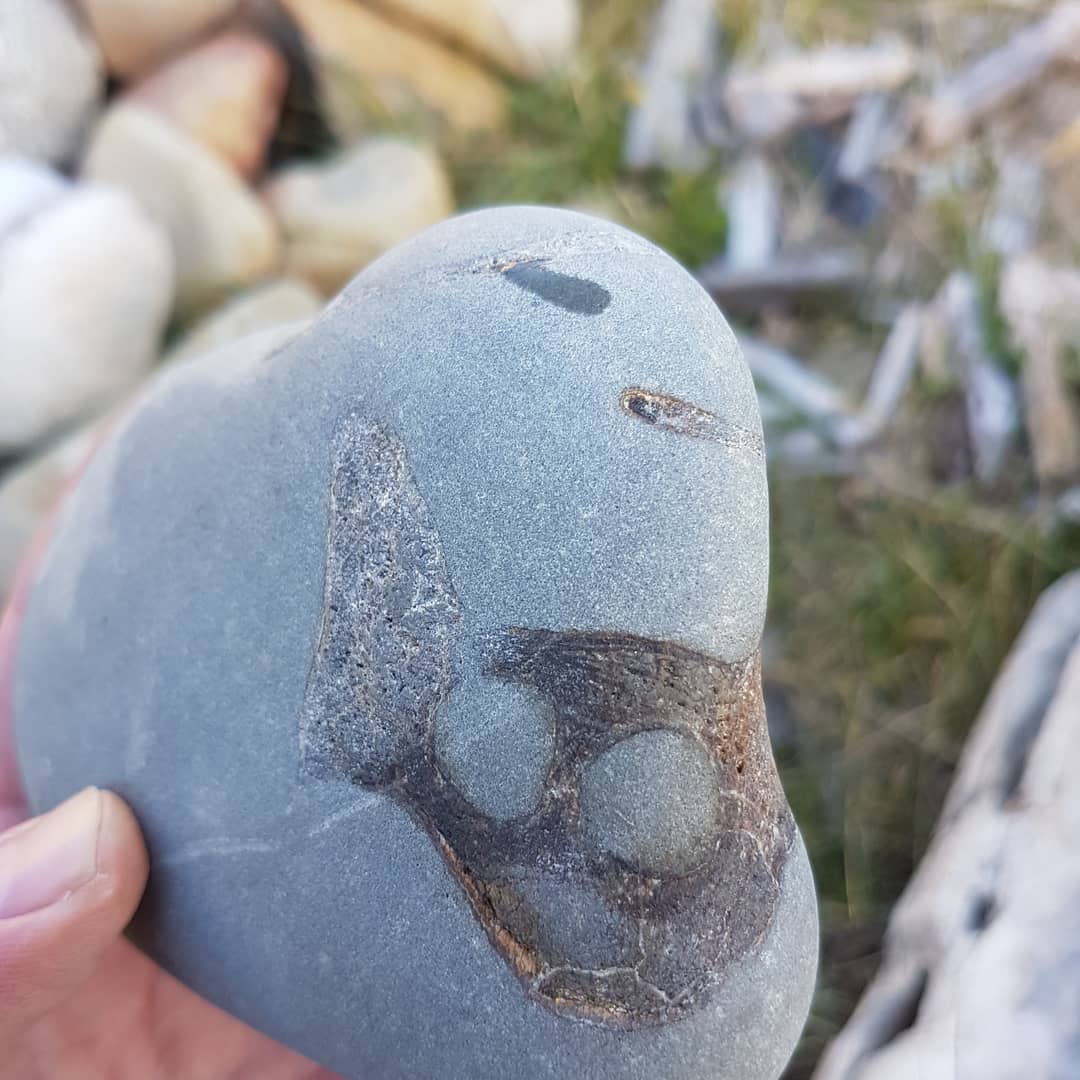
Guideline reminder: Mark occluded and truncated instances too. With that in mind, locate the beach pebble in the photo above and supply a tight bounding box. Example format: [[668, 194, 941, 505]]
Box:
[[15, 207, 816, 1080], [265, 138, 453, 295], [84, 103, 280, 313]]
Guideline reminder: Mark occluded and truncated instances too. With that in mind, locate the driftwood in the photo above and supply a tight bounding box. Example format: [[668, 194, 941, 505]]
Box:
[[937, 273, 1019, 487], [1059, 485, 1080, 521], [981, 153, 1044, 257], [699, 248, 866, 314], [723, 152, 780, 271], [1000, 255, 1080, 487], [836, 93, 896, 184], [738, 334, 850, 422], [722, 39, 915, 144], [829, 305, 925, 449], [919, 1, 1080, 150], [770, 428, 857, 476], [815, 571, 1080, 1080], [623, 0, 718, 171]]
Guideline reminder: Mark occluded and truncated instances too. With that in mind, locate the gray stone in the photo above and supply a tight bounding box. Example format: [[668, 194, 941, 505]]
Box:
[[581, 729, 722, 877], [14, 207, 817, 1080]]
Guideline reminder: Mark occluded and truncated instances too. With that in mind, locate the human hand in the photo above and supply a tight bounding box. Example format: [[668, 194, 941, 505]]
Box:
[[0, 496, 336, 1079]]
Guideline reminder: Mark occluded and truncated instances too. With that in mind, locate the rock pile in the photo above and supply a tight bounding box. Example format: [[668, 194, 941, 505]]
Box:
[[0, 0, 580, 600]]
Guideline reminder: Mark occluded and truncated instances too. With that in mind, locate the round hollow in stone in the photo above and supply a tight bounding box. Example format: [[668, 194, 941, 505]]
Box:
[[434, 678, 554, 821], [581, 729, 721, 876]]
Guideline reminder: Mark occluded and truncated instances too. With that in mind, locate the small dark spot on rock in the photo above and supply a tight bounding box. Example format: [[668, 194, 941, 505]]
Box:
[[499, 260, 611, 315], [625, 393, 662, 424], [970, 893, 997, 932]]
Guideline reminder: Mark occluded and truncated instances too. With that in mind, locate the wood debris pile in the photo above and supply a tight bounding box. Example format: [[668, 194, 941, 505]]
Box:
[[627, 0, 1080, 521]]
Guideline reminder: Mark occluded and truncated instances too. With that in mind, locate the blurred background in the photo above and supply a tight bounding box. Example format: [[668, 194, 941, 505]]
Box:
[[4, 1, 1080, 1076]]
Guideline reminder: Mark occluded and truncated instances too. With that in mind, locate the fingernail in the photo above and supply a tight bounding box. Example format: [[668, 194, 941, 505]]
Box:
[[0, 788, 102, 918]]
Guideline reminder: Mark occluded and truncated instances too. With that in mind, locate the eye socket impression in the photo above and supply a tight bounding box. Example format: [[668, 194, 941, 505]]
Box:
[[580, 729, 722, 877], [434, 678, 555, 822]]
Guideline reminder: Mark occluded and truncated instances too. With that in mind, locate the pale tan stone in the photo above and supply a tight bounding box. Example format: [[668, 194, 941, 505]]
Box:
[[367, 0, 578, 78], [0, 0, 103, 164], [165, 279, 322, 364], [128, 30, 288, 178], [75, 0, 237, 77], [0, 181, 174, 451], [265, 137, 453, 295], [0, 425, 101, 601], [281, 0, 505, 137], [84, 103, 281, 314]]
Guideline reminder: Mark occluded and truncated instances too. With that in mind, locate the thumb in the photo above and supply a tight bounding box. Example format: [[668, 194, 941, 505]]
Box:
[[0, 787, 148, 1039]]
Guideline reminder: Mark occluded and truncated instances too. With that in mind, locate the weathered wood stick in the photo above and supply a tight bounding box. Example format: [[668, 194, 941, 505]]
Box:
[[699, 249, 866, 313], [829, 305, 924, 449], [723, 153, 780, 270], [939, 272, 1020, 487], [919, 1, 1080, 150], [624, 0, 719, 170], [738, 333, 850, 421], [1000, 255, 1080, 487], [723, 39, 915, 143]]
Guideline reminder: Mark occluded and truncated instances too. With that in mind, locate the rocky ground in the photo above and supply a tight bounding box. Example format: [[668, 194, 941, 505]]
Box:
[[3, 0, 1080, 1076]]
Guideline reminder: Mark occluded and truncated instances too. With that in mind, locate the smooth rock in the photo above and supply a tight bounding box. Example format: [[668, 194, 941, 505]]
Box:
[[15, 207, 817, 1080], [580, 729, 722, 877], [75, 0, 237, 78], [0, 167, 174, 451], [0, 0, 103, 164], [127, 30, 288, 178], [434, 680, 554, 822], [0, 426, 99, 603], [0, 157, 69, 239], [265, 138, 453, 295], [83, 103, 281, 314], [164, 279, 322, 365], [2, 316, 310, 623], [281, 0, 505, 138], [368, 0, 579, 78]]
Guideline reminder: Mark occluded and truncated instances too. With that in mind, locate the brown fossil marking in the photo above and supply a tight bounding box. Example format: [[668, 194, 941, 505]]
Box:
[[620, 387, 765, 454], [300, 416, 793, 1027]]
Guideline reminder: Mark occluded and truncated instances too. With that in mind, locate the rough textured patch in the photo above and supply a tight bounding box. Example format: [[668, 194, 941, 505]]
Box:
[[300, 418, 462, 785]]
